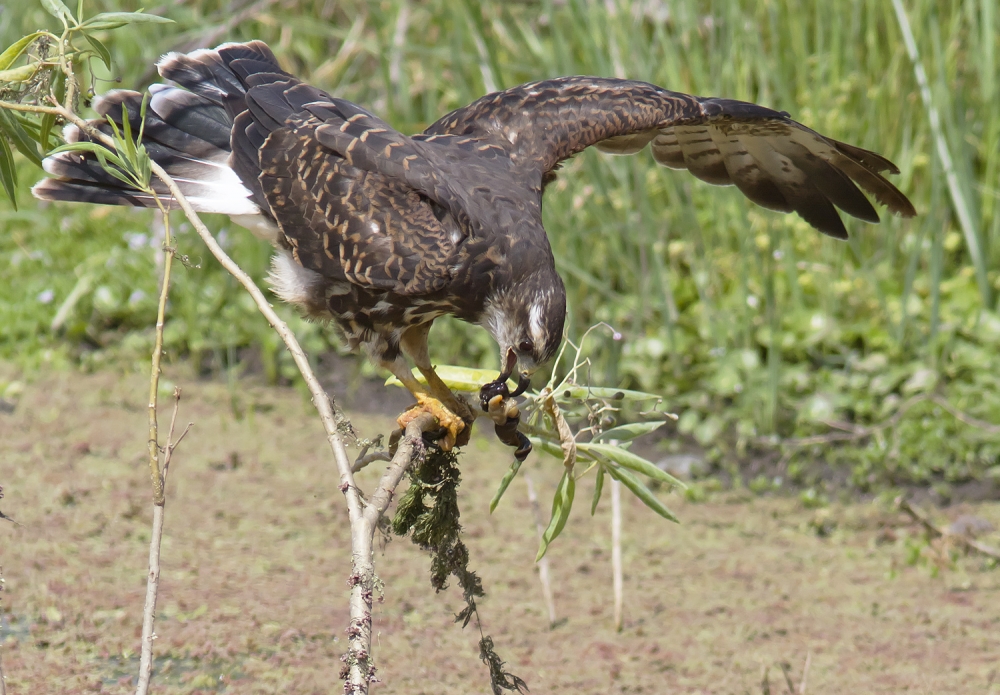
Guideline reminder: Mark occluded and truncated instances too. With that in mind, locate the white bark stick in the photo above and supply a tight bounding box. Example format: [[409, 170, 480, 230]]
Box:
[[0, 642, 7, 695], [611, 478, 623, 632], [346, 412, 435, 691], [136, 389, 189, 695], [135, 504, 165, 695], [523, 471, 557, 627]]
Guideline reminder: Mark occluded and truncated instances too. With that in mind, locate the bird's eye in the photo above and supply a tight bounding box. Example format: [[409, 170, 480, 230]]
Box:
[[518, 339, 534, 353]]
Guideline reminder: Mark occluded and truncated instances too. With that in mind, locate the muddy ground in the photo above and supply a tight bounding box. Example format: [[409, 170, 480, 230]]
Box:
[[1, 364, 999, 694]]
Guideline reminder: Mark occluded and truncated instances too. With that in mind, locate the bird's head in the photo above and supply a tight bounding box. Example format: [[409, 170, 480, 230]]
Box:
[[481, 268, 566, 393]]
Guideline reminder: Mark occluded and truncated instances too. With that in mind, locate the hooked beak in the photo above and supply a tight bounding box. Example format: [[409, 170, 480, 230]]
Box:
[[498, 347, 532, 397], [510, 371, 531, 397]]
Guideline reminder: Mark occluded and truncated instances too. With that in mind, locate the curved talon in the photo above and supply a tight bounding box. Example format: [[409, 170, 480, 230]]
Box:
[[514, 432, 532, 461], [397, 393, 466, 451], [494, 413, 531, 461], [480, 379, 509, 413], [479, 353, 531, 460]]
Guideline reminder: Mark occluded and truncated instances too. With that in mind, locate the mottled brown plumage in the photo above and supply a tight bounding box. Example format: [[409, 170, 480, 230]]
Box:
[[33, 40, 915, 452]]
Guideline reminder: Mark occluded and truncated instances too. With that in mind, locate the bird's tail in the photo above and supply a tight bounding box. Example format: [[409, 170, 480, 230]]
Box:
[[32, 41, 283, 219]]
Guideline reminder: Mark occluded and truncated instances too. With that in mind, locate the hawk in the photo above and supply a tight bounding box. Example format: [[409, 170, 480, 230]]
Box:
[[33, 41, 915, 452]]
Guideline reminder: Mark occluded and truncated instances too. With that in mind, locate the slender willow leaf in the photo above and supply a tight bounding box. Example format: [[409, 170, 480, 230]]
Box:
[[0, 64, 38, 83], [0, 109, 42, 167], [528, 436, 579, 462], [80, 12, 174, 30], [592, 420, 666, 443], [51, 140, 121, 164], [39, 112, 55, 156], [558, 385, 662, 402], [489, 457, 523, 513], [591, 464, 605, 515], [606, 465, 679, 523], [117, 106, 137, 164], [0, 33, 43, 71], [14, 113, 59, 150], [52, 141, 136, 188], [0, 135, 17, 209], [41, 0, 75, 25], [83, 34, 111, 69], [385, 364, 515, 393], [536, 469, 575, 561], [579, 441, 686, 489]]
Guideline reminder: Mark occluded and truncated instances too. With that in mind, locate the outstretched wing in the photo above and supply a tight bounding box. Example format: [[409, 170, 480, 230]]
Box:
[[426, 77, 915, 239]]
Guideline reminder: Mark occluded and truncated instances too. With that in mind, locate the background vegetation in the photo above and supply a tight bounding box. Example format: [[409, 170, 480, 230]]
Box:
[[2, 0, 998, 491]]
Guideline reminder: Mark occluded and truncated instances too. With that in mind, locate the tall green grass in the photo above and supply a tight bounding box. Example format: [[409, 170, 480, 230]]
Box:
[[1, 0, 998, 486]]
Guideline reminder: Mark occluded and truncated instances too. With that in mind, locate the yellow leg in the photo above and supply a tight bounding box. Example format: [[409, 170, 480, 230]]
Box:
[[415, 364, 474, 422], [386, 355, 467, 451], [399, 323, 475, 446]]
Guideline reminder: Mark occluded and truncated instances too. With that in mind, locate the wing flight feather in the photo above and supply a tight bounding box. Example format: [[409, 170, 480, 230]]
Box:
[[426, 77, 915, 238]]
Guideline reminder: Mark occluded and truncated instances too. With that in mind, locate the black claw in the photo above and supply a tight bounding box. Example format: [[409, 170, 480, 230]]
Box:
[[480, 358, 531, 461], [479, 378, 509, 412], [513, 432, 532, 461], [423, 426, 448, 444]]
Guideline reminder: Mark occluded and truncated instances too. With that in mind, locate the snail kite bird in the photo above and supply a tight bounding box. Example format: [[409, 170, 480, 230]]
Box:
[[34, 40, 915, 450]]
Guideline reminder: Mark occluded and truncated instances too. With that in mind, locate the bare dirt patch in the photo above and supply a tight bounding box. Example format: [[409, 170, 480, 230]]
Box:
[[1, 366, 999, 694]]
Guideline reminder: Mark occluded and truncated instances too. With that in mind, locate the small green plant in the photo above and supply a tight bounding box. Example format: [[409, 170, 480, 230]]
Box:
[[391, 448, 527, 694]]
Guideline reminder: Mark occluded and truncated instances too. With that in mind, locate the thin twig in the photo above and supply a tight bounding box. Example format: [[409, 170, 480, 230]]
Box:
[[929, 395, 1000, 434], [353, 451, 392, 474], [610, 478, 623, 632], [779, 662, 796, 694], [137, 391, 192, 695], [0, 486, 17, 527], [0, 100, 62, 115], [0, 641, 6, 695], [896, 497, 1000, 560], [136, 205, 182, 695], [523, 471, 557, 627], [799, 652, 811, 695], [146, 208, 174, 506], [136, 505, 165, 695], [162, 387, 193, 481], [761, 664, 771, 695]]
